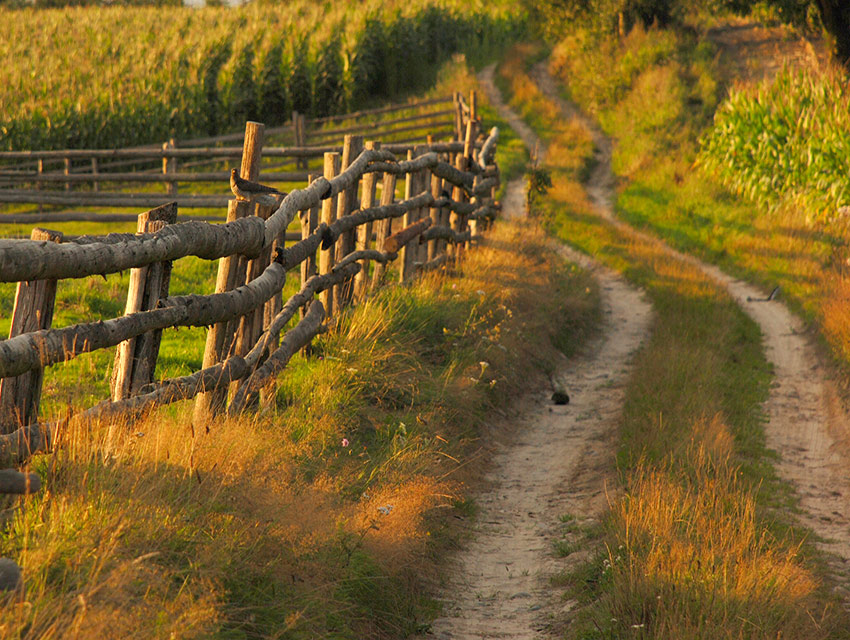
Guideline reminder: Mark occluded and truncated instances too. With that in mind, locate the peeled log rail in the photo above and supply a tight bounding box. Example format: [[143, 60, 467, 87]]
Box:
[[421, 226, 472, 245], [0, 170, 308, 184], [479, 127, 499, 165], [383, 218, 432, 255], [0, 190, 233, 209], [228, 301, 326, 414], [0, 215, 266, 282], [0, 423, 51, 468], [321, 191, 434, 247], [0, 469, 41, 494], [0, 262, 287, 379]]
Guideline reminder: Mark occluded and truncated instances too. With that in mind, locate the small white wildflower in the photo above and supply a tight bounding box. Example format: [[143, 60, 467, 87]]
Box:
[[476, 290, 485, 296], [631, 623, 645, 629], [377, 504, 394, 515]]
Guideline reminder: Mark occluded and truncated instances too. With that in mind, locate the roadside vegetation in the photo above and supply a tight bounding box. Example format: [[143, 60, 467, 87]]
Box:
[[0, 1, 524, 150], [497, 36, 850, 638]]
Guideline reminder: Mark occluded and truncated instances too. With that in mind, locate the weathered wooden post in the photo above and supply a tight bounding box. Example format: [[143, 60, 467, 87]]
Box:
[[335, 135, 364, 309], [111, 202, 178, 401], [453, 92, 464, 142], [428, 173, 444, 261], [300, 174, 320, 294], [37, 158, 44, 214], [400, 149, 422, 283], [470, 90, 478, 123], [91, 157, 99, 193], [353, 141, 380, 302], [319, 152, 340, 320], [462, 120, 478, 250], [163, 139, 177, 196], [0, 228, 62, 432], [371, 172, 397, 289], [293, 112, 308, 170], [194, 121, 265, 422]]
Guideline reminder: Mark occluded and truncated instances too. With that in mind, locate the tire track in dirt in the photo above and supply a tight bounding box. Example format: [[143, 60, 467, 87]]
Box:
[[426, 67, 653, 639], [530, 60, 850, 596]]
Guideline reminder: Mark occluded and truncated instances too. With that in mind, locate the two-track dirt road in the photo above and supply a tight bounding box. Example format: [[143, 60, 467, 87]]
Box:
[[428, 58, 850, 638]]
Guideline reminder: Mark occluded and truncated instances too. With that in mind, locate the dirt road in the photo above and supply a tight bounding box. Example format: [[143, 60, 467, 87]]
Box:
[[426, 67, 654, 639]]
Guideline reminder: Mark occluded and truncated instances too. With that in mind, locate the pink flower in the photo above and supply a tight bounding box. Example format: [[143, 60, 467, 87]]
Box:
[[341, 438, 350, 447]]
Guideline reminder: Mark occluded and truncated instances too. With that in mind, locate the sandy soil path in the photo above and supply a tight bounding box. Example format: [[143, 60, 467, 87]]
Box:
[[426, 67, 654, 639], [530, 60, 850, 594]]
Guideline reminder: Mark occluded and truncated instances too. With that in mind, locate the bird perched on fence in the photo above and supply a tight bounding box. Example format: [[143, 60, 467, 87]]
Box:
[[230, 169, 285, 206]]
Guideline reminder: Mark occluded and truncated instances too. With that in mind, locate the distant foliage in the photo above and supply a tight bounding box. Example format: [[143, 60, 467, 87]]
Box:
[[699, 68, 850, 219], [258, 42, 288, 126], [313, 35, 345, 117], [287, 40, 313, 116], [228, 44, 259, 127], [0, 2, 526, 150]]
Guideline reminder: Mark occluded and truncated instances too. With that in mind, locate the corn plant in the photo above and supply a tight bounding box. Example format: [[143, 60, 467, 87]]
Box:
[[698, 67, 850, 220]]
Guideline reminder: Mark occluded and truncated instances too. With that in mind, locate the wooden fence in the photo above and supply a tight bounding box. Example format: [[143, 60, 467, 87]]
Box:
[[0, 96, 495, 476], [0, 94, 470, 217]]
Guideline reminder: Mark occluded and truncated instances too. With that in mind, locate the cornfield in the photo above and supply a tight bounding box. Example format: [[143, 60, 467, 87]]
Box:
[[698, 67, 850, 220], [0, 0, 525, 150]]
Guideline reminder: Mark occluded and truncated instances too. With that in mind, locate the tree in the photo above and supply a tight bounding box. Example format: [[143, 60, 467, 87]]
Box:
[[813, 1, 850, 67]]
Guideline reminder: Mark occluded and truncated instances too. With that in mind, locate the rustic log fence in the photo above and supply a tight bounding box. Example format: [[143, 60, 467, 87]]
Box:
[[0, 91, 493, 591]]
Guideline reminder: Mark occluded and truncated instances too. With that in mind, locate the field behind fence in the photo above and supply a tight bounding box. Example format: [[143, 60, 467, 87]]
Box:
[[0, 93, 465, 222], [0, 94, 500, 586]]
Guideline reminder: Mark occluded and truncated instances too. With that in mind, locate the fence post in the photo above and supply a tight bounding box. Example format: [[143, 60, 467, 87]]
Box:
[[470, 90, 478, 123], [64, 157, 71, 192], [353, 141, 380, 302], [293, 112, 307, 170], [462, 120, 478, 250], [91, 157, 99, 193], [37, 159, 44, 214], [428, 173, 444, 261], [0, 228, 62, 432], [453, 91, 464, 142], [110, 202, 178, 401], [319, 152, 340, 320], [194, 121, 265, 423], [371, 172, 397, 289], [335, 134, 363, 309], [400, 149, 422, 283], [300, 173, 320, 298], [163, 139, 177, 196]]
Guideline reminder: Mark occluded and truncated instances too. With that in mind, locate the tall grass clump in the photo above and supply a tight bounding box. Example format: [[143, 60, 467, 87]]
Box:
[[699, 66, 850, 221]]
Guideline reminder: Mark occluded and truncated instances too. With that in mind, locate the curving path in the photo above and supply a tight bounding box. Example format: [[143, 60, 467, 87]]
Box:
[[529, 60, 850, 592], [427, 67, 654, 639]]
